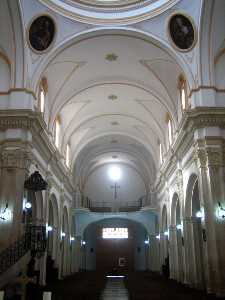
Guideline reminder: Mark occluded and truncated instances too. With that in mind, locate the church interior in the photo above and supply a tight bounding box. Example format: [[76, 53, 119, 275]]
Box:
[[0, 0, 225, 299]]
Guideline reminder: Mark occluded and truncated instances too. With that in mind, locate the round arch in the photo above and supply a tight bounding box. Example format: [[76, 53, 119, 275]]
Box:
[[32, 27, 195, 95]]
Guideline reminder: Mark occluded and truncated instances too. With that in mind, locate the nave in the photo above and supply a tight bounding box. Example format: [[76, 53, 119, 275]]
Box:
[[43, 272, 224, 300]]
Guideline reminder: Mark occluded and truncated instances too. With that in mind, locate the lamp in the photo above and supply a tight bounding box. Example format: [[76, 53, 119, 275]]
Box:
[[0, 204, 10, 221], [70, 237, 75, 242], [164, 231, 169, 237], [156, 234, 160, 240], [218, 202, 225, 219], [47, 225, 53, 232], [176, 224, 183, 230], [61, 232, 66, 238], [196, 208, 204, 219]]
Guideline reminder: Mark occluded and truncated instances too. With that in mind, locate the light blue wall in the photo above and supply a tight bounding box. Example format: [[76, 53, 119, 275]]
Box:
[[83, 218, 148, 271]]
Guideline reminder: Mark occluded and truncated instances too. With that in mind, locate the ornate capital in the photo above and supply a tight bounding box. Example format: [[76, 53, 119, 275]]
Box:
[[1, 149, 32, 170], [195, 148, 207, 168], [206, 148, 223, 167]]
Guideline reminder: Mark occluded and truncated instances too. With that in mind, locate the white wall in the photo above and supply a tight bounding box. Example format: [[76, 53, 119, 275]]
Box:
[[84, 164, 146, 206]]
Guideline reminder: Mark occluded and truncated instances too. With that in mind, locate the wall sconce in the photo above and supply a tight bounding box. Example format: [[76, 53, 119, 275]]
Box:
[[47, 225, 53, 232], [61, 232, 66, 238], [196, 208, 204, 219], [164, 230, 169, 237], [176, 224, 183, 230], [0, 204, 12, 221], [156, 234, 160, 240], [218, 202, 225, 219], [70, 237, 75, 242], [144, 240, 149, 245], [23, 200, 32, 211]]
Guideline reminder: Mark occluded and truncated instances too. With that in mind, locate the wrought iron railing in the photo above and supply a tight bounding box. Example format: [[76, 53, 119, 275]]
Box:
[[0, 225, 46, 275]]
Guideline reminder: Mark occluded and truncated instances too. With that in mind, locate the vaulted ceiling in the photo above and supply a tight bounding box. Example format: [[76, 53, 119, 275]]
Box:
[[40, 32, 183, 187]]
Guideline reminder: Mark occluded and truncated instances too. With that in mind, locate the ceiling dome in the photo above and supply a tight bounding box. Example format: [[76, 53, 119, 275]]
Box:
[[75, 0, 141, 7], [39, 0, 180, 25]]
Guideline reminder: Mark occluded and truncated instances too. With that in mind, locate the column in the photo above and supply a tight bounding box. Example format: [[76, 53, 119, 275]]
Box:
[[168, 225, 177, 280], [148, 235, 160, 272], [196, 147, 225, 296], [0, 148, 31, 249]]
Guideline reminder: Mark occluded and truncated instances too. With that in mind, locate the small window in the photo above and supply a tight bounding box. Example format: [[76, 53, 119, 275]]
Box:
[[40, 89, 45, 113], [54, 116, 60, 148], [159, 143, 163, 165], [102, 228, 128, 239], [38, 77, 48, 114], [178, 75, 188, 111], [167, 119, 173, 146], [66, 144, 70, 168]]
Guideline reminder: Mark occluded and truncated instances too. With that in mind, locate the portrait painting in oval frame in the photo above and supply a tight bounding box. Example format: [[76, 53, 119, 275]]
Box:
[[28, 15, 55, 52]]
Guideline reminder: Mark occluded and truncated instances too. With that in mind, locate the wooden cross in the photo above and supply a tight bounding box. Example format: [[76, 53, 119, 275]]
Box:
[[110, 182, 120, 199]]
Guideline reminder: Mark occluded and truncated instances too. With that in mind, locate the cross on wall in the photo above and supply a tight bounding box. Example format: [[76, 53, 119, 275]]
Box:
[[110, 182, 120, 199]]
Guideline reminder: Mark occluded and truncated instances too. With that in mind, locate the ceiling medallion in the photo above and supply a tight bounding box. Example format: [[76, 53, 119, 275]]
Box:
[[108, 94, 118, 100], [105, 53, 118, 61], [28, 15, 55, 52], [168, 13, 196, 51]]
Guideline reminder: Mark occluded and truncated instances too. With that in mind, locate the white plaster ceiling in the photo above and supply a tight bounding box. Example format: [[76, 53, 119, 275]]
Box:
[[39, 0, 180, 25], [41, 33, 183, 189]]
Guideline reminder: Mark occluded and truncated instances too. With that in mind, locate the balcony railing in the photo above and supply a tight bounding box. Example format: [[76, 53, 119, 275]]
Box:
[[0, 225, 46, 275], [89, 199, 143, 213]]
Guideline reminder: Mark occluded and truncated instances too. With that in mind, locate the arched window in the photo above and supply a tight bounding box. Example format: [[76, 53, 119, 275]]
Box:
[[168, 119, 172, 146], [54, 116, 60, 148], [38, 77, 48, 114], [66, 143, 71, 168], [166, 113, 173, 147], [159, 142, 163, 165], [40, 88, 45, 113], [178, 75, 188, 111]]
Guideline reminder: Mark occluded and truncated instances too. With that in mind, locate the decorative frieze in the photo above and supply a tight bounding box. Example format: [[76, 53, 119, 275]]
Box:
[[0, 118, 32, 130]]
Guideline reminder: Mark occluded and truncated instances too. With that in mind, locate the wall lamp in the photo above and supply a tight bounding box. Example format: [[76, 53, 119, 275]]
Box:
[[176, 224, 183, 230], [218, 202, 225, 219], [156, 234, 160, 240], [164, 230, 169, 236], [196, 209, 204, 219], [61, 232, 66, 238], [47, 225, 53, 232], [70, 237, 75, 242], [0, 204, 11, 221]]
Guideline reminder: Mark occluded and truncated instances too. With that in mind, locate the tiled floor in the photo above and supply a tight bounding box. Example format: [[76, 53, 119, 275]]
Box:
[[100, 277, 129, 300]]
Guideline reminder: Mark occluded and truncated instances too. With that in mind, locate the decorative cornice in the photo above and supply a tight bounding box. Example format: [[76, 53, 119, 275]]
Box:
[[156, 107, 225, 190], [0, 88, 36, 99], [0, 110, 74, 193]]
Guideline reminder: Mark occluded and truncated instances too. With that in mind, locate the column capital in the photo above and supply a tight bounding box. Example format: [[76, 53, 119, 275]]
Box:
[[195, 147, 224, 168], [0, 148, 32, 170]]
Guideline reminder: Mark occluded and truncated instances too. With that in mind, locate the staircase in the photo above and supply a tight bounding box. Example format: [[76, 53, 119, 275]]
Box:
[[0, 225, 46, 277]]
